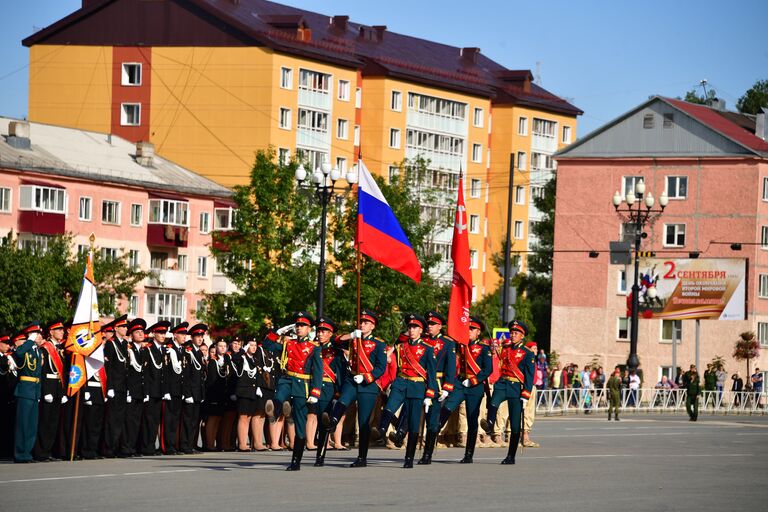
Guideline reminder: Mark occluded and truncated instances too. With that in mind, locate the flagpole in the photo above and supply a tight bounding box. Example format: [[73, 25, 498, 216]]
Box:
[[355, 154, 362, 329], [69, 377, 80, 462]]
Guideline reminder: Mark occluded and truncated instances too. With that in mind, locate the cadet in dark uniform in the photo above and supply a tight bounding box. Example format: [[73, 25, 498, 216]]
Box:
[[102, 315, 128, 457], [121, 318, 145, 457], [79, 360, 106, 460], [162, 322, 187, 455], [180, 323, 207, 454], [262, 311, 323, 471], [13, 323, 44, 463], [232, 336, 261, 451], [372, 314, 437, 469], [310, 316, 343, 467], [434, 316, 493, 463], [204, 338, 229, 451], [683, 364, 701, 421], [481, 320, 535, 465], [140, 321, 169, 456], [324, 309, 386, 468], [34, 319, 67, 461]]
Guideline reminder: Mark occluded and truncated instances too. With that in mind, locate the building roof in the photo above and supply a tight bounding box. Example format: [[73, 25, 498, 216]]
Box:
[[22, 0, 581, 117], [0, 117, 233, 198]]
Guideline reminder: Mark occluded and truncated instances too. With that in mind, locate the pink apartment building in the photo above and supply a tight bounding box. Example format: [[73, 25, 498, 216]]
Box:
[[0, 117, 235, 327], [552, 97, 768, 382]]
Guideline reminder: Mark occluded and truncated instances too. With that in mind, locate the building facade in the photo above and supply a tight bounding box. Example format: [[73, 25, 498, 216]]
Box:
[[552, 96, 768, 381], [23, 0, 580, 295], [0, 117, 235, 326]]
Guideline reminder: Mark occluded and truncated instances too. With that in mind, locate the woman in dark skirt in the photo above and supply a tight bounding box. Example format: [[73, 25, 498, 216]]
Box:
[[203, 339, 229, 451], [219, 338, 242, 451], [232, 338, 261, 451], [258, 340, 285, 450]]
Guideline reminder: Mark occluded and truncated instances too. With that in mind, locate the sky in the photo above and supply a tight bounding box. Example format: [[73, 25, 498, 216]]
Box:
[[1, 0, 766, 137]]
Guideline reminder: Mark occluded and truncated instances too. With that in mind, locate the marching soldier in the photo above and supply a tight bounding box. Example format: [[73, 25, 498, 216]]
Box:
[[371, 314, 437, 469], [180, 323, 207, 454], [607, 366, 621, 421], [309, 316, 343, 466], [34, 319, 67, 462], [262, 311, 323, 471], [434, 315, 493, 463], [323, 309, 387, 468], [480, 320, 535, 465], [13, 323, 44, 463], [140, 321, 169, 456], [102, 315, 128, 457], [121, 318, 145, 457], [162, 322, 187, 455]]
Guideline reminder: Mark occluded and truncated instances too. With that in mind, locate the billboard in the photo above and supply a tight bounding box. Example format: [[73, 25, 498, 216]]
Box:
[[636, 258, 746, 320]]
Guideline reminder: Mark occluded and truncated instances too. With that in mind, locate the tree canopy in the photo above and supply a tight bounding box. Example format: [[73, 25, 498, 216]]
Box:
[[736, 79, 768, 115]]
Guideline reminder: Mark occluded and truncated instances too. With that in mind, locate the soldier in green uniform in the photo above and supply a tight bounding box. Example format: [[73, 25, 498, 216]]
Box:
[[683, 364, 701, 421], [607, 366, 622, 421], [13, 322, 44, 463]]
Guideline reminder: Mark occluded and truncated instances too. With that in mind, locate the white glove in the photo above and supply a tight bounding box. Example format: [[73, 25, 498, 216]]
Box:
[[230, 394, 237, 401], [438, 390, 449, 402], [61, 396, 68, 404], [107, 389, 115, 398], [423, 398, 432, 408], [353, 374, 364, 384], [521, 397, 528, 406], [85, 400, 93, 406], [263, 366, 270, 372], [276, 324, 295, 336], [462, 379, 471, 387], [44, 394, 53, 403], [126, 395, 132, 404], [84, 392, 91, 401], [185, 396, 194, 404], [307, 396, 318, 404], [256, 387, 263, 397], [143, 395, 149, 403], [162, 393, 171, 401], [355, 329, 362, 339]]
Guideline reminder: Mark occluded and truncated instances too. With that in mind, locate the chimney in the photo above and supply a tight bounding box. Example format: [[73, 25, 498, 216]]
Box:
[[7, 121, 31, 150], [372, 25, 386, 41], [757, 107, 768, 141], [331, 15, 349, 31], [460, 47, 481, 64], [136, 141, 155, 167]]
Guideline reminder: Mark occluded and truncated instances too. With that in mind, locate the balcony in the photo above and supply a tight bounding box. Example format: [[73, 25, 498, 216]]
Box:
[[298, 88, 331, 111], [212, 274, 240, 294], [296, 127, 330, 150], [146, 224, 189, 248], [407, 110, 467, 137], [405, 147, 464, 173], [531, 133, 558, 154], [145, 269, 188, 290]]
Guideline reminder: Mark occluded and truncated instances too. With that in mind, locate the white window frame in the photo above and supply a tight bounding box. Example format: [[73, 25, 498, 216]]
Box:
[[128, 249, 140, 269], [562, 125, 572, 144], [469, 214, 480, 234], [514, 186, 525, 205], [472, 143, 482, 163], [336, 157, 347, 173], [280, 67, 293, 89], [473, 107, 484, 128], [121, 63, 142, 86], [354, 125, 360, 146], [617, 317, 630, 341], [129, 295, 140, 317], [19, 185, 66, 214], [130, 203, 142, 227], [101, 247, 118, 262], [177, 254, 188, 272], [759, 274, 768, 298], [338, 79, 350, 101], [298, 68, 331, 94], [470, 179, 481, 198], [617, 269, 627, 295], [517, 151, 527, 171], [663, 223, 686, 248], [758, 322, 768, 346], [518, 116, 528, 135], [337, 118, 349, 140], [101, 200, 121, 225], [79, 196, 92, 221], [148, 199, 189, 227], [622, 176, 644, 197], [279, 107, 291, 130], [355, 87, 362, 109], [214, 207, 236, 231], [145, 292, 185, 325], [120, 103, 141, 126], [763, 177, 768, 201], [514, 220, 523, 239], [278, 147, 291, 166], [470, 249, 478, 269], [199, 212, 211, 234], [391, 90, 402, 112], [197, 256, 208, 278], [660, 319, 682, 343], [0, 187, 10, 213], [666, 175, 688, 200], [389, 128, 401, 149]]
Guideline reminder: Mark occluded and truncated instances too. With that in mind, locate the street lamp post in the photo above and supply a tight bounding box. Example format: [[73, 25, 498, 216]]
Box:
[[295, 159, 358, 318], [612, 180, 668, 373]]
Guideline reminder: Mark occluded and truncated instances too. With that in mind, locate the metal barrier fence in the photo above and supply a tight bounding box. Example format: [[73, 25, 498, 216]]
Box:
[[534, 388, 767, 415]]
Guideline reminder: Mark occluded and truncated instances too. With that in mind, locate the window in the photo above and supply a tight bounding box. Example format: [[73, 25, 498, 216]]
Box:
[[470, 179, 481, 198], [518, 117, 528, 135], [129, 295, 139, 317], [79, 197, 92, 221], [617, 317, 629, 341], [354, 125, 360, 146], [758, 322, 768, 346], [336, 157, 347, 173], [0, 187, 10, 212], [18, 234, 51, 252], [391, 91, 402, 111], [517, 151, 527, 171], [762, 226, 768, 249], [128, 250, 140, 269], [214, 207, 236, 231], [298, 69, 331, 93], [621, 222, 640, 243], [562, 125, 572, 143], [660, 320, 682, 343], [278, 148, 290, 166], [355, 87, 361, 108], [469, 214, 480, 234], [177, 254, 188, 272], [145, 292, 185, 325], [338, 79, 350, 101], [101, 200, 121, 225], [337, 118, 348, 140], [622, 176, 644, 197], [618, 269, 627, 294], [19, 185, 66, 214], [532, 118, 556, 137], [473, 107, 484, 128], [197, 256, 208, 278], [470, 249, 478, 269], [199, 212, 210, 234], [121, 63, 141, 86], [150, 251, 167, 270], [763, 177, 768, 201], [279, 107, 291, 129], [406, 92, 467, 120], [148, 199, 188, 226], [389, 128, 401, 149], [101, 247, 118, 262], [120, 103, 140, 126], [472, 143, 482, 163], [643, 114, 654, 129], [664, 224, 686, 247], [298, 109, 328, 133], [663, 113, 674, 128], [759, 274, 768, 298], [280, 67, 293, 89], [666, 176, 688, 199], [388, 166, 400, 183], [77, 244, 89, 256], [514, 220, 523, 239], [130, 203, 142, 226], [531, 186, 545, 202], [531, 152, 554, 170], [515, 186, 525, 205]]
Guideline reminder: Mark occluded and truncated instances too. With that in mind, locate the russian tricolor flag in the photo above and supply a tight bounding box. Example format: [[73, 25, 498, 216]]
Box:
[[357, 160, 422, 282]]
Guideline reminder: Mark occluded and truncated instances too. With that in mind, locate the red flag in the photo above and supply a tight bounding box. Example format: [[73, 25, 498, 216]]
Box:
[[447, 176, 473, 346]]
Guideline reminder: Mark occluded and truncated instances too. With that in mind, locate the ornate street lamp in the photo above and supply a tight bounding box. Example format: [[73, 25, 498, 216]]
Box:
[[612, 180, 668, 373], [295, 158, 358, 318]]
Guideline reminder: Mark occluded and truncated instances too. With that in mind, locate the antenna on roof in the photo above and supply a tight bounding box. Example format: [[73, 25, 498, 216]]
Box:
[[535, 61, 542, 85], [699, 79, 709, 100]]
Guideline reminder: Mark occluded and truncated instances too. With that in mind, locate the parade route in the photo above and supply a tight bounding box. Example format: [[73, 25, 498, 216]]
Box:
[[2, 414, 766, 511]]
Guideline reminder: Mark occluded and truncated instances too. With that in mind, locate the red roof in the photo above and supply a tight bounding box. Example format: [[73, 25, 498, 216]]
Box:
[[665, 98, 768, 154]]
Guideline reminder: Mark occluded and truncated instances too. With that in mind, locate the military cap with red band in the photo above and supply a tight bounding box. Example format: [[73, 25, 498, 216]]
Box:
[[425, 311, 446, 326], [45, 319, 65, 333], [170, 321, 189, 335], [12, 332, 26, 344], [469, 315, 485, 332], [405, 313, 426, 329], [188, 323, 208, 336], [315, 316, 337, 333], [509, 320, 528, 336], [360, 309, 378, 325], [292, 311, 314, 326], [0, 334, 10, 344], [127, 318, 147, 334], [147, 320, 171, 333], [23, 322, 42, 335]]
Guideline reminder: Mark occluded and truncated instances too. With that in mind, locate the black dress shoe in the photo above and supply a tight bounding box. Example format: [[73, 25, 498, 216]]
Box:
[[500, 456, 515, 465], [349, 457, 367, 468]]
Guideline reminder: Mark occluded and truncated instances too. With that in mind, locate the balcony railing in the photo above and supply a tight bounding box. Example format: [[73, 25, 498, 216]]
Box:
[[407, 110, 467, 136], [531, 133, 558, 154], [145, 269, 188, 290], [298, 88, 331, 111], [296, 127, 330, 149]]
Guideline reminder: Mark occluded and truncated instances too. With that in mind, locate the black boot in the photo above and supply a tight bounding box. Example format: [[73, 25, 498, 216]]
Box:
[[403, 432, 418, 468], [371, 409, 395, 441], [608, 411, 612, 421], [350, 425, 369, 468], [388, 429, 406, 448], [418, 431, 437, 465], [314, 429, 330, 467], [480, 405, 498, 436], [460, 428, 477, 463], [286, 437, 305, 471], [325, 401, 347, 432], [501, 432, 520, 465], [438, 407, 453, 431]]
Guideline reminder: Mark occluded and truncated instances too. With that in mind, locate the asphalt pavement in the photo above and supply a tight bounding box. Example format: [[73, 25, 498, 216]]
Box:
[[1, 414, 766, 512]]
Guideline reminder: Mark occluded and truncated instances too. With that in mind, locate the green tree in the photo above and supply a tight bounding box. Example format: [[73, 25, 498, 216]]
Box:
[[736, 79, 768, 115], [733, 331, 760, 378], [682, 88, 715, 105]]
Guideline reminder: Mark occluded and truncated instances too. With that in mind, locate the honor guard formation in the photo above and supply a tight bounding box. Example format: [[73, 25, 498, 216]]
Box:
[[0, 311, 536, 470]]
